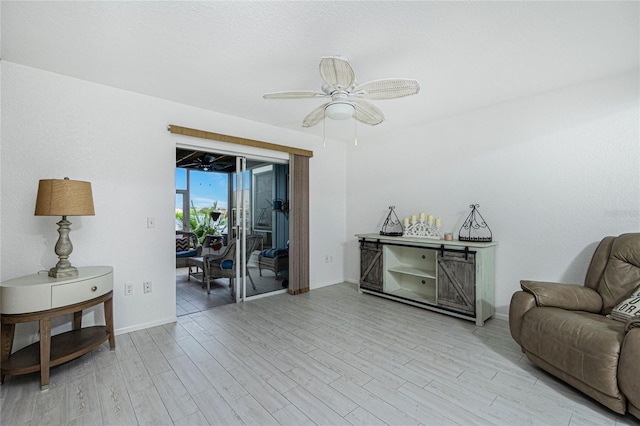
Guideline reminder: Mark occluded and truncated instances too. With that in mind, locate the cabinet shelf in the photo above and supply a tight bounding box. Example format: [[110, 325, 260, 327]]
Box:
[[386, 288, 436, 305], [387, 265, 436, 279]]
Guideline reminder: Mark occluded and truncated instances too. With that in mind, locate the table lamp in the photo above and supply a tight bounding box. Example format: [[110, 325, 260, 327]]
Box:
[[35, 177, 95, 278]]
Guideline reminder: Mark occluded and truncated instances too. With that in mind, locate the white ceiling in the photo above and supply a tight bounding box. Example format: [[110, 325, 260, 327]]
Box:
[[2, 1, 638, 142]]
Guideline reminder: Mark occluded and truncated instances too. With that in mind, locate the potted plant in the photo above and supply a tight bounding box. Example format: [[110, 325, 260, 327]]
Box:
[[190, 201, 227, 245]]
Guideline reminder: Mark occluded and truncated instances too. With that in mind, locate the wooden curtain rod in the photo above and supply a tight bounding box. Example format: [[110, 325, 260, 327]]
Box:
[[168, 125, 313, 158]]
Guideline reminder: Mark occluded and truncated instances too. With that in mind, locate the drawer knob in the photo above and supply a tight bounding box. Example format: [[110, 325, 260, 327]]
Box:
[[91, 286, 98, 292], [421, 280, 426, 285], [422, 255, 426, 259]]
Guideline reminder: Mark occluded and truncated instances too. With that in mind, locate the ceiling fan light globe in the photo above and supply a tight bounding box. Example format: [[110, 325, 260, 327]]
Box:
[[325, 102, 355, 120]]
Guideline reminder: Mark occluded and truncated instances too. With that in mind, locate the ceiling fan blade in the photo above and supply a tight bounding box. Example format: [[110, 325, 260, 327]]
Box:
[[353, 79, 420, 100], [354, 100, 385, 125], [302, 102, 329, 127], [319, 56, 355, 90], [176, 151, 201, 164], [263, 90, 326, 99]]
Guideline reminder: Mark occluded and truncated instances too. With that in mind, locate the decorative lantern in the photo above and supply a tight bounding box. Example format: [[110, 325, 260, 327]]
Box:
[[459, 204, 492, 242], [380, 206, 404, 236]]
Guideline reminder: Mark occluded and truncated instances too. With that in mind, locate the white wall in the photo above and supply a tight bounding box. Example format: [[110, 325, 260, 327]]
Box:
[[2, 59, 638, 347], [345, 70, 640, 319], [1, 62, 347, 349]]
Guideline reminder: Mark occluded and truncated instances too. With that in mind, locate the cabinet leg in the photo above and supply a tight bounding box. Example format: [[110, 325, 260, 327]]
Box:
[[104, 297, 116, 350], [39, 319, 51, 390], [1, 323, 16, 384], [73, 311, 83, 330]]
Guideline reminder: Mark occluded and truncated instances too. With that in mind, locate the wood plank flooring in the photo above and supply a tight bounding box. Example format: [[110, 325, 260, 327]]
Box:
[[1, 282, 637, 425]]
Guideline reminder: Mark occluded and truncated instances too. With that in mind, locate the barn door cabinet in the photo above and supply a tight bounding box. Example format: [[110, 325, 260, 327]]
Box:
[[357, 233, 496, 326]]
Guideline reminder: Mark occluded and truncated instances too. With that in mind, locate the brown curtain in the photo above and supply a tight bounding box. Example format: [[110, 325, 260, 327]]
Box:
[[288, 154, 310, 294]]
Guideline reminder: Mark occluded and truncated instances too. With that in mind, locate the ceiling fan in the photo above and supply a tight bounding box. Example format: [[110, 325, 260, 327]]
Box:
[[176, 150, 262, 173], [186, 154, 216, 171], [263, 56, 420, 127]]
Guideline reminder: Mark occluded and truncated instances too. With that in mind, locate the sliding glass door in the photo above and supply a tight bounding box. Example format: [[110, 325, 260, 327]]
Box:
[[175, 144, 290, 310], [232, 156, 290, 302]]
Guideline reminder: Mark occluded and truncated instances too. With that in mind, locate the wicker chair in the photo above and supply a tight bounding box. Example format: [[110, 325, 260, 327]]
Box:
[[258, 240, 289, 280], [258, 249, 289, 280], [204, 235, 262, 296]]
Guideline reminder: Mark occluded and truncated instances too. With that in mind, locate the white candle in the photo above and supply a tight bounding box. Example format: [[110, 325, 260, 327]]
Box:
[[427, 215, 433, 224], [403, 217, 409, 226], [411, 215, 417, 223], [435, 218, 441, 227], [419, 212, 425, 221]]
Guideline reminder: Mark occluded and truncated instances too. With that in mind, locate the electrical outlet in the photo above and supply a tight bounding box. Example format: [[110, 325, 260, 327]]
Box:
[[125, 284, 134, 296], [143, 281, 152, 293]]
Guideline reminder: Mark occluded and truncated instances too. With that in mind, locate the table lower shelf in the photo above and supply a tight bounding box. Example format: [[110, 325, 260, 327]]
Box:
[[1, 326, 109, 376]]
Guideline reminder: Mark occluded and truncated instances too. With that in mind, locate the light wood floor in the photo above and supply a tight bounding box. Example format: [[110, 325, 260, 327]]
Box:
[[1, 283, 637, 425]]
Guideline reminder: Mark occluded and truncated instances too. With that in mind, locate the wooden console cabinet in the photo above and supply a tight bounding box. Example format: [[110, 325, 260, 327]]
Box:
[[0, 266, 115, 389], [357, 234, 496, 326]]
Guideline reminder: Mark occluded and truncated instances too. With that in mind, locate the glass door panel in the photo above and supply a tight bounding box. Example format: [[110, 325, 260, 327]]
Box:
[[246, 163, 290, 299], [175, 192, 186, 230], [176, 168, 189, 231]]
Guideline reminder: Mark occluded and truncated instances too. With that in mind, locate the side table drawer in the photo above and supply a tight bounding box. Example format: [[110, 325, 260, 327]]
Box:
[[51, 272, 113, 308]]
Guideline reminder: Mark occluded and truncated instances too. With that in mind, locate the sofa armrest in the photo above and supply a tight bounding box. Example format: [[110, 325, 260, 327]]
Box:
[[619, 325, 640, 414], [520, 280, 603, 313], [509, 291, 537, 346]]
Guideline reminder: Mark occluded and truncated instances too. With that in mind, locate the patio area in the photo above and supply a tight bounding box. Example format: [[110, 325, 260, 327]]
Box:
[[176, 260, 286, 316]]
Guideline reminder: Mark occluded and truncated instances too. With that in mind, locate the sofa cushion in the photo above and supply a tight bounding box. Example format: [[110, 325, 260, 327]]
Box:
[[259, 248, 288, 258], [176, 249, 197, 258], [520, 307, 625, 399], [608, 285, 640, 322], [597, 233, 640, 315]]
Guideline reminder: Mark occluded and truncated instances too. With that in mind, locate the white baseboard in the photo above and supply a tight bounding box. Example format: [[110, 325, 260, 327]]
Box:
[[115, 315, 177, 335], [310, 280, 346, 290]]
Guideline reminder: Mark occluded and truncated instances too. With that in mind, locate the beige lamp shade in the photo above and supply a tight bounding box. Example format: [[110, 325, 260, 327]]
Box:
[[35, 178, 95, 216]]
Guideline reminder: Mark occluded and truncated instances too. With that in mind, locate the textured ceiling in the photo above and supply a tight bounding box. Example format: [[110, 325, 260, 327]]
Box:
[[2, 1, 638, 142]]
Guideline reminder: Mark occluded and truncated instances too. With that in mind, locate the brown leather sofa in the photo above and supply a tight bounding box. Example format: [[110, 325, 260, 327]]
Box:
[[509, 233, 640, 419]]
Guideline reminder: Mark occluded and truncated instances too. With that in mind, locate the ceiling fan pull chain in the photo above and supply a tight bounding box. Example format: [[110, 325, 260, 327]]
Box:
[[354, 118, 358, 146], [323, 115, 327, 148]]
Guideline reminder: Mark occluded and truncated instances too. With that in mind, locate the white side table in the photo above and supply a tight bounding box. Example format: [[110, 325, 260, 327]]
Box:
[[0, 266, 115, 389]]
